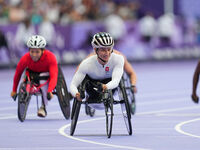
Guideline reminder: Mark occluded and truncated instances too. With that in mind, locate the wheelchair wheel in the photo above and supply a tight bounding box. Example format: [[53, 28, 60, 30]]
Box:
[[127, 88, 136, 115], [123, 73, 136, 115], [104, 91, 114, 138], [56, 67, 70, 120], [70, 99, 81, 136], [119, 79, 132, 135], [17, 83, 31, 122]]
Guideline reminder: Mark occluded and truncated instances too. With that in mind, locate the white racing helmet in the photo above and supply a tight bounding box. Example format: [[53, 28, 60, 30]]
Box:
[[91, 32, 114, 49], [26, 35, 46, 49]]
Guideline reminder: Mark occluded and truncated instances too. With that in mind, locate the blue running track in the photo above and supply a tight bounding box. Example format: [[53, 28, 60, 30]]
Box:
[[0, 60, 200, 150]]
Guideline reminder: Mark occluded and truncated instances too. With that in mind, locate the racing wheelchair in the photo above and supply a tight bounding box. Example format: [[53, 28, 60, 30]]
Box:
[[70, 74, 132, 138], [16, 66, 71, 122], [84, 73, 136, 116]]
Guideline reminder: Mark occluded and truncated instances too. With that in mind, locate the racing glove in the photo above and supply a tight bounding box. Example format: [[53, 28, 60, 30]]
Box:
[[47, 92, 53, 100], [11, 91, 17, 101]]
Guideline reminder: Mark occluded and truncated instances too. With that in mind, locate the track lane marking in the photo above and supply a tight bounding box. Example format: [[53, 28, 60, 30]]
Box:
[[58, 105, 200, 150], [175, 118, 200, 138], [59, 117, 150, 150]]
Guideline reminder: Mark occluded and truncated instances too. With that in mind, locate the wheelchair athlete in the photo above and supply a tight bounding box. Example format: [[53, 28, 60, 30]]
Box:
[[84, 50, 137, 93], [79, 49, 137, 114], [11, 35, 58, 117], [70, 32, 124, 106]]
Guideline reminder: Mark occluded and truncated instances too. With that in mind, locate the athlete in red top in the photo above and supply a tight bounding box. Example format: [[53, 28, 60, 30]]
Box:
[[12, 49, 58, 93], [11, 35, 58, 117]]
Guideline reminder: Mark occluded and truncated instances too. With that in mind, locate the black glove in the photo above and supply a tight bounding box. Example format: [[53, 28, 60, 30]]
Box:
[[47, 92, 53, 100], [96, 82, 103, 92]]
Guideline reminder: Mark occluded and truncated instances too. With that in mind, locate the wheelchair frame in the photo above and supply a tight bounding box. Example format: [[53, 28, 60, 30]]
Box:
[[17, 66, 71, 122], [70, 75, 132, 138]]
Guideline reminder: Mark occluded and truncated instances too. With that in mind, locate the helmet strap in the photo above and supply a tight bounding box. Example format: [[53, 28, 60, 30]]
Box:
[[97, 55, 107, 63], [95, 48, 107, 63]]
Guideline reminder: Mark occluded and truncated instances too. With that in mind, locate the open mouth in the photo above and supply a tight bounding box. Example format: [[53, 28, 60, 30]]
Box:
[[32, 57, 39, 61]]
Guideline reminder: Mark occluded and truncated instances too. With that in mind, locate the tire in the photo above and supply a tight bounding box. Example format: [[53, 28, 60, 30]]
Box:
[[56, 67, 71, 120], [119, 79, 132, 135], [123, 73, 136, 115], [104, 90, 113, 138], [85, 103, 89, 115], [70, 99, 81, 136], [17, 83, 31, 122], [127, 88, 136, 115]]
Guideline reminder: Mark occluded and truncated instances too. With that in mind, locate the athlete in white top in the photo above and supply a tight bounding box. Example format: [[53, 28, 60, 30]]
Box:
[[70, 32, 124, 102]]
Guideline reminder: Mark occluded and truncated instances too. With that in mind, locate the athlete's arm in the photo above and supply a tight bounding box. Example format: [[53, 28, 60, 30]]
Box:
[[48, 53, 58, 92], [12, 55, 28, 92], [114, 50, 137, 93], [114, 50, 137, 85], [70, 63, 86, 98], [106, 55, 124, 89]]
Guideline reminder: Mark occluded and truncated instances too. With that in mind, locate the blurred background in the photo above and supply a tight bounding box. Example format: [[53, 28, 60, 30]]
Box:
[[0, 0, 200, 67]]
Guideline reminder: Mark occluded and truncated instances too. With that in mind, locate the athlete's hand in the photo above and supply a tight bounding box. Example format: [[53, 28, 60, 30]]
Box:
[[47, 92, 53, 100], [76, 92, 82, 101], [11, 91, 17, 101], [102, 84, 107, 92], [131, 85, 137, 93], [191, 93, 199, 104]]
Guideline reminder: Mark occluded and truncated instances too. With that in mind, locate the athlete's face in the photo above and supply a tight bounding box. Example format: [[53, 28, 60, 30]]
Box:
[[29, 48, 43, 62], [96, 47, 112, 63]]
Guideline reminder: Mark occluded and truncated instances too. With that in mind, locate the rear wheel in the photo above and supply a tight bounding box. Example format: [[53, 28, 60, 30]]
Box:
[[127, 88, 136, 115], [56, 67, 70, 120], [123, 73, 136, 115], [17, 83, 31, 122]]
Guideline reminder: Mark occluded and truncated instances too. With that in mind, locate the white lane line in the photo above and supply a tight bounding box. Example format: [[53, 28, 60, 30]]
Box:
[[156, 113, 200, 117], [0, 102, 59, 111], [136, 106, 200, 115], [175, 118, 200, 138], [58, 105, 200, 150], [1, 104, 198, 120], [0, 111, 62, 120], [0, 147, 113, 150], [137, 97, 188, 106], [0, 96, 189, 112], [59, 117, 150, 150], [136, 90, 188, 99]]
